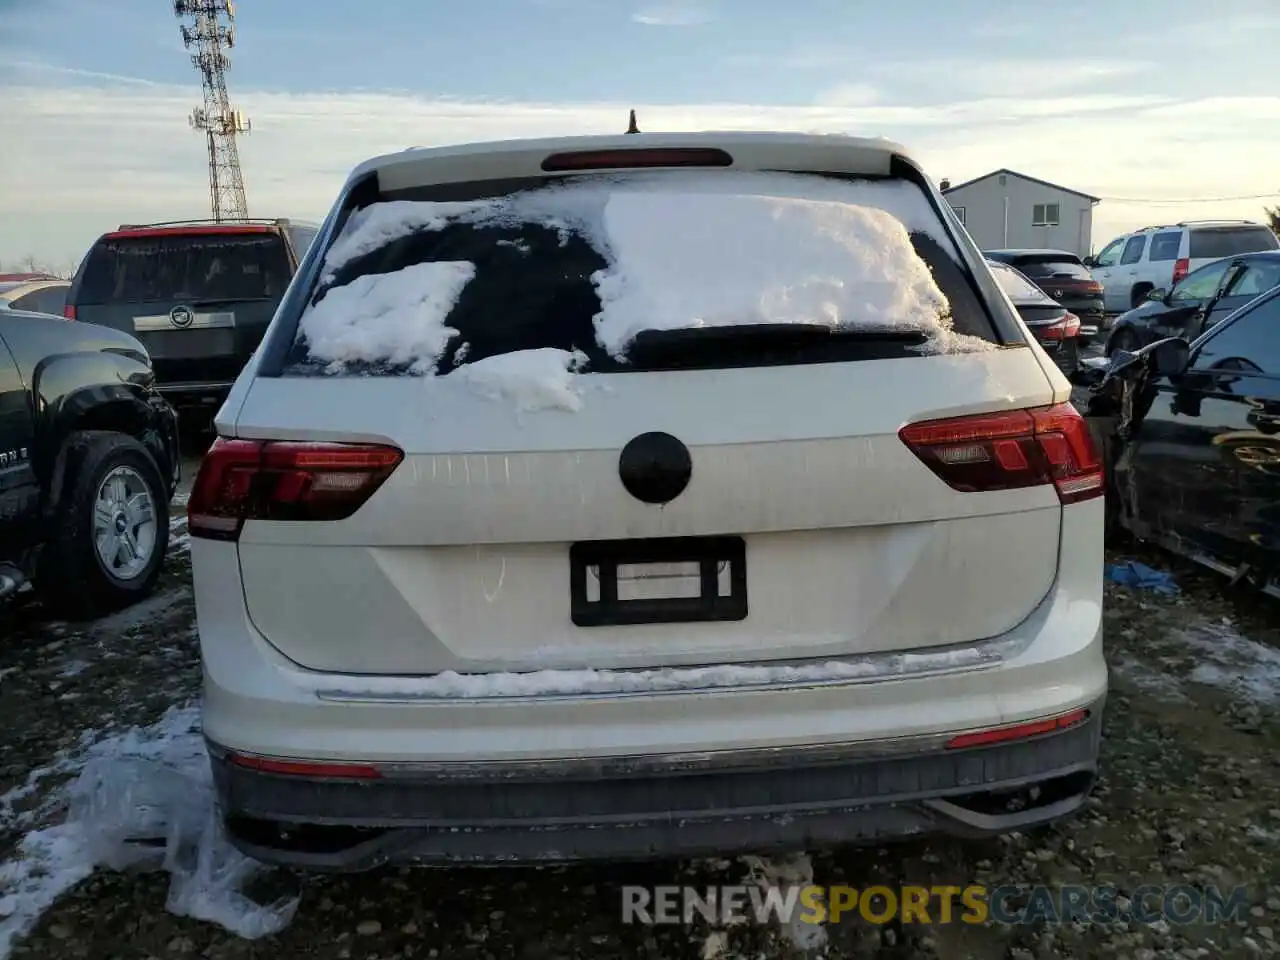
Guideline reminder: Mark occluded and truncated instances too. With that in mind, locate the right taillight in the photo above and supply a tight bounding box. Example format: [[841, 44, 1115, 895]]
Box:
[[1172, 257, 1190, 285], [188, 437, 404, 541], [63, 304, 76, 320], [899, 402, 1103, 504]]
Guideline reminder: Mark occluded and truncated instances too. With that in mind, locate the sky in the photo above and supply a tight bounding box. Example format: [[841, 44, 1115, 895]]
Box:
[[1, 0, 1278, 269]]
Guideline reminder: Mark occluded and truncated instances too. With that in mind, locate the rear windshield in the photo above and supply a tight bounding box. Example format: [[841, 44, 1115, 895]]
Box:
[[988, 261, 1054, 304], [284, 172, 1001, 377], [76, 232, 292, 305], [1189, 227, 1280, 260], [1010, 257, 1092, 281]]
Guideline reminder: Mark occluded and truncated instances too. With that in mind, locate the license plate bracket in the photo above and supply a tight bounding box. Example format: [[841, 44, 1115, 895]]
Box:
[[570, 536, 747, 627]]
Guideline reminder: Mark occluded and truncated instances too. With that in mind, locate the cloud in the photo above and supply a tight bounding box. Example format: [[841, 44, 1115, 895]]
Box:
[[3, 80, 1278, 261], [0, 57, 164, 87], [866, 57, 1151, 100], [810, 83, 880, 107], [630, 2, 713, 26]]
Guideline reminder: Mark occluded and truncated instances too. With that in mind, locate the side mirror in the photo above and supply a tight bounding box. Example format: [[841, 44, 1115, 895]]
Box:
[[1146, 288, 1168, 303], [1081, 256, 1096, 268]]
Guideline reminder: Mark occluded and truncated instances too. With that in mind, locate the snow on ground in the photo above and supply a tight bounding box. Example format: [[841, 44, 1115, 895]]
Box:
[[1174, 620, 1280, 707], [1110, 656, 1189, 702], [740, 853, 827, 951], [299, 260, 477, 373], [1111, 617, 1280, 709], [298, 171, 979, 400], [0, 706, 296, 959]]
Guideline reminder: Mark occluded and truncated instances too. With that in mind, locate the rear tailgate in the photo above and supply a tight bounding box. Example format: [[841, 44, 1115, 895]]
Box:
[[217, 139, 1072, 677], [71, 227, 291, 384]]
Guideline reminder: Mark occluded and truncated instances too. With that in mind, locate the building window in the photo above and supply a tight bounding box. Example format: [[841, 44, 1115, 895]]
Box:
[[951, 205, 966, 225], [1032, 203, 1061, 227]]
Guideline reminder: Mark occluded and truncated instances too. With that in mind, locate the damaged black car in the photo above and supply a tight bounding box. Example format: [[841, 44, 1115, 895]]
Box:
[[1084, 284, 1280, 595]]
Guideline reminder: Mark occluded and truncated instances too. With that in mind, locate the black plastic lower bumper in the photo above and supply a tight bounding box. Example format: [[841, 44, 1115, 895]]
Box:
[[209, 704, 1104, 871]]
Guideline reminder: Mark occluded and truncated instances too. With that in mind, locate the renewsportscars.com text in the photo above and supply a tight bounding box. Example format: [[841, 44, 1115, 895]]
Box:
[[621, 884, 1249, 927]]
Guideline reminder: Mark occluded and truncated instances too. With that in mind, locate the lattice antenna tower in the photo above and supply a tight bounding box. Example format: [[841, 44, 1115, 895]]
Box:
[[174, 0, 250, 221]]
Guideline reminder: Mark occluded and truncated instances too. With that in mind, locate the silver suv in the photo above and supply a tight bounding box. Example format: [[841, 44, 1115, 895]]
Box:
[[1086, 220, 1279, 315]]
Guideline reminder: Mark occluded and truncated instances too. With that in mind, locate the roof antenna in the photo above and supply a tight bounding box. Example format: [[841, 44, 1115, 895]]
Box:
[[625, 109, 640, 134]]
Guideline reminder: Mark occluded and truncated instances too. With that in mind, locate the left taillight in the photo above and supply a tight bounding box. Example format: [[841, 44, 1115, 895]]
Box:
[[1040, 312, 1081, 341], [899, 402, 1104, 504], [188, 437, 404, 541]]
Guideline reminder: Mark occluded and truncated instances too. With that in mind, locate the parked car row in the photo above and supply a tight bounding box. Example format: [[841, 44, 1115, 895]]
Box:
[[1085, 220, 1279, 313], [985, 257, 1086, 376], [9, 130, 1280, 877], [0, 276, 69, 316], [1105, 251, 1280, 357], [1085, 282, 1280, 598], [1, 217, 316, 615]]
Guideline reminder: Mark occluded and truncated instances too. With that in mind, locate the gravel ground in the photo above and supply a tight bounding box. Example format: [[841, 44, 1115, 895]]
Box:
[[5, 407, 1280, 958]]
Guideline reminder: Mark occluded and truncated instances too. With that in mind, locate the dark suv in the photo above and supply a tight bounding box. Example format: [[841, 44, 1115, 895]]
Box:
[[64, 219, 318, 422]]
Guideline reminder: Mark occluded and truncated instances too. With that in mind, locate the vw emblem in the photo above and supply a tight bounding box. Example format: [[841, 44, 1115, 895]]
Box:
[[1053, 289, 1064, 299], [169, 305, 194, 328]]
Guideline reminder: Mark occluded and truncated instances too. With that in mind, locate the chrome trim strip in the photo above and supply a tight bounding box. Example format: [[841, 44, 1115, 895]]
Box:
[[156, 380, 235, 392], [313, 636, 1028, 705], [134, 311, 235, 332]]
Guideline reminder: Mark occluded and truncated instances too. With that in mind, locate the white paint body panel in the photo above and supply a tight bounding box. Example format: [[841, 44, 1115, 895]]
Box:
[[195, 499, 1106, 762], [232, 350, 1064, 674]]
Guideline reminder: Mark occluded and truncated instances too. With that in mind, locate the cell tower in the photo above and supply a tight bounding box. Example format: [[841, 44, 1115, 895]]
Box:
[[174, 0, 250, 221]]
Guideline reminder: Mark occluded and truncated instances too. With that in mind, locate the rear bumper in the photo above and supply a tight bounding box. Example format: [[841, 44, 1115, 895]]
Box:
[[209, 705, 1103, 870], [194, 497, 1107, 869]]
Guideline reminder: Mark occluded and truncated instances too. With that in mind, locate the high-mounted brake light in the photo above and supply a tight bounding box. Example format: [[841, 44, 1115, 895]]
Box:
[[1172, 257, 1190, 285], [540, 147, 734, 172], [229, 752, 382, 780], [899, 402, 1103, 504], [104, 224, 274, 240], [945, 709, 1089, 750], [187, 437, 404, 541]]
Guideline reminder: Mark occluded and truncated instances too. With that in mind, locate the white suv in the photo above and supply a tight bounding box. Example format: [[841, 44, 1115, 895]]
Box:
[[1087, 220, 1279, 315], [189, 132, 1107, 869]]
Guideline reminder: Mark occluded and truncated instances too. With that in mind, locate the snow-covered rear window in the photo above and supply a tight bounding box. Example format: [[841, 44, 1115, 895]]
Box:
[[286, 171, 998, 377]]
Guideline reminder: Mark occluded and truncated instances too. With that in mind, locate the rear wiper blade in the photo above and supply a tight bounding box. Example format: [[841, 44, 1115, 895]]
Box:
[[628, 323, 928, 358]]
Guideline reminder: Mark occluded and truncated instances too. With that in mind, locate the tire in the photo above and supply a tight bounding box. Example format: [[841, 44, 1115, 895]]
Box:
[[37, 431, 171, 620]]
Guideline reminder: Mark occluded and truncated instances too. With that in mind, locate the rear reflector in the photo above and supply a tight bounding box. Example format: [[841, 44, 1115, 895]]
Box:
[[229, 753, 382, 779], [541, 147, 733, 172], [900, 402, 1103, 504], [188, 437, 404, 541], [945, 709, 1089, 749]]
